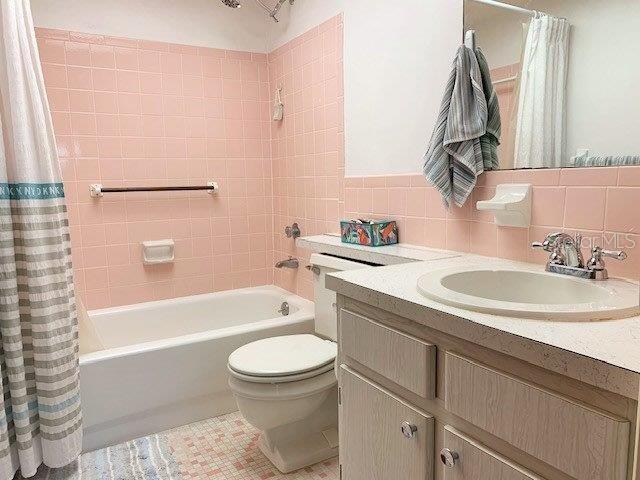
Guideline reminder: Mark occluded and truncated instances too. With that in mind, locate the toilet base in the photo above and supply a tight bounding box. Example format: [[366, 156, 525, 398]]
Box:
[[229, 368, 339, 473], [259, 426, 338, 473], [254, 387, 338, 473]]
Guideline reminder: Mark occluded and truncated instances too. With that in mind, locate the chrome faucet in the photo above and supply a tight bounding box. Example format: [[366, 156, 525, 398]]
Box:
[[532, 232, 627, 280], [284, 223, 301, 239], [275, 257, 299, 269]]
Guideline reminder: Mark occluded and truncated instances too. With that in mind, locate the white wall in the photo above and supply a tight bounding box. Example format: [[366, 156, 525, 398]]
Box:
[[267, 0, 342, 50], [467, 0, 640, 159], [270, 0, 463, 176], [30, 0, 271, 52]]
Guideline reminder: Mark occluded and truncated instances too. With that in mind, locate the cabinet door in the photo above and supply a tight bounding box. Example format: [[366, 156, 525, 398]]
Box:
[[339, 366, 434, 480], [444, 352, 629, 480], [442, 426, 544, 480]]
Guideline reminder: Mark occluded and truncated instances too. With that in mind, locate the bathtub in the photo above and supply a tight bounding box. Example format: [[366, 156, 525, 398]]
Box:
[[79, 285, 314, 452]]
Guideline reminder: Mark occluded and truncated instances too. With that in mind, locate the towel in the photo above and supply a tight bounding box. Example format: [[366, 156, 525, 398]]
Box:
[[423, 46, 501, 208], [475, 48, 501, 171], [571, 153, 640, 167]]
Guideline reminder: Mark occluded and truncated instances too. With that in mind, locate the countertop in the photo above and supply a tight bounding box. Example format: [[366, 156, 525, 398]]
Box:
[[303, 236, 640, 398], [297, 234, 461, 264]]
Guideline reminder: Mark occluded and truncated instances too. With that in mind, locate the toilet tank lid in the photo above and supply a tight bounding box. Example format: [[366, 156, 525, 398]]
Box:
[[310, 253, 375, 271], [228, 334, 337, 377]]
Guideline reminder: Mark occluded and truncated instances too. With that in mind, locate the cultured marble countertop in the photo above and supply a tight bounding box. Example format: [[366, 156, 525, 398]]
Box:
[[305, 235, 640, 398]]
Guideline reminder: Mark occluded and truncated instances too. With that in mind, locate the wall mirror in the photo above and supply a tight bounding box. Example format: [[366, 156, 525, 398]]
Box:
[[464, 0, 640, 170]]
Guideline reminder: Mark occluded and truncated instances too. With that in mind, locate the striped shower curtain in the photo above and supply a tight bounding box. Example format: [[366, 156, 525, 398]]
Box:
[[0, 0, 82, 478]]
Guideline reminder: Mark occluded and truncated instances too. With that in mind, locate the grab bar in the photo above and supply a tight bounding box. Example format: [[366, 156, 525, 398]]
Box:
[[89, 182, 219, 198]]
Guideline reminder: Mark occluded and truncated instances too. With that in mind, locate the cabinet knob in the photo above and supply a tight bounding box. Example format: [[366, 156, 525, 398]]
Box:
[[440, 448, 459, 468], [401, 421, 417, 439]]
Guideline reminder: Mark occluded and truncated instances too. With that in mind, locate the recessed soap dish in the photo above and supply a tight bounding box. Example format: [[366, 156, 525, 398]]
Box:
[[142, 239, 175, 265], [476, 184, 532, 228]]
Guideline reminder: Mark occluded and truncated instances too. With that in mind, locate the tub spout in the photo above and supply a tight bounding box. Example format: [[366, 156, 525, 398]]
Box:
[[275, 257, 299, 269]]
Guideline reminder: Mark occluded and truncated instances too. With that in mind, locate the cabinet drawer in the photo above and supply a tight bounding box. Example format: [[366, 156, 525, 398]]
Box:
[[442, 426, 544, 480], [339, 366, 434, 480], [444, 352, 629, 480], [340, 309, 436, 398]]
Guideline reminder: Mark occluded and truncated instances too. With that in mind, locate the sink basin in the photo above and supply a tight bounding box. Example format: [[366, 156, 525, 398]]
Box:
[[417, 267, 640, 320]]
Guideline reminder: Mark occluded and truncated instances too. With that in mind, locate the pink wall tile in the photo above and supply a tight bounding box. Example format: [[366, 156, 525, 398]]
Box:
[[39, 28, 272, 308], [564, 187, 607, 231], [41, 16, 640, 308]]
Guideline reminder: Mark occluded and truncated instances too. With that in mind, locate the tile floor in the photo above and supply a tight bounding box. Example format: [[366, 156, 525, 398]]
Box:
[[164, 412, 339, 480], [22, 412, 339, 480]]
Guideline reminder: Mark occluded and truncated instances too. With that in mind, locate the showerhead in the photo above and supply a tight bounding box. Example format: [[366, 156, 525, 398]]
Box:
[[221, 0, 241, 8], [222, 0, 295, 21]]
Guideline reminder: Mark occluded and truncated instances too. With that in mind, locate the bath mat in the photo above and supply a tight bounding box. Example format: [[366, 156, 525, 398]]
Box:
[[17, 434, 179, 480]]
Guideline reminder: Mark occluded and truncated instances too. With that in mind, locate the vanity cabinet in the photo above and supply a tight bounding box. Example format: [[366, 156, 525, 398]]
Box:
[[339, 366, 435, 480], [340, 310, 436, 398], [336, 299, 636, 480], [442, 426, 543, 480], [445, 352, 629, 480]]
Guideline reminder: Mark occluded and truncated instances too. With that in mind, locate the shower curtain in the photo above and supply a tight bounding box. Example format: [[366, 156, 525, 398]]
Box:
[[0, 0, 82, 478], [513, 14, 570, 169]]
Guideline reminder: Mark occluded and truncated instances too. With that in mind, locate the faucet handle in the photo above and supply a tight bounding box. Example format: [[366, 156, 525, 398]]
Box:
[[587, 246, 627, 280], [531, 240, 551, 251], [589, 246, 627, 266], [601, 249, 627, 261], [531, 238, 557, 254]]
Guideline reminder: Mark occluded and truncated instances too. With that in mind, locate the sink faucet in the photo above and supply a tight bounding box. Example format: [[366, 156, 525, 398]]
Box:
[[275, 257, 299, 269], [532, 232, 626, 280]]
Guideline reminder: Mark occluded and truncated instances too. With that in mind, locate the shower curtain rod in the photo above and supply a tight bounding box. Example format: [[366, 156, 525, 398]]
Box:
[[468, 0, 536, 17]]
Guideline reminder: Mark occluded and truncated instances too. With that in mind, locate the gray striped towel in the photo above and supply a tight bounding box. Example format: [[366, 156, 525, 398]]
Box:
[[476, 48, 501, 171], [423, 46, 501, 208]]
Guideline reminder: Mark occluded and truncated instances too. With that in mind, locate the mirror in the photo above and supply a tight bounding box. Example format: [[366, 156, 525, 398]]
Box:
[[464, 0, 640, 170]]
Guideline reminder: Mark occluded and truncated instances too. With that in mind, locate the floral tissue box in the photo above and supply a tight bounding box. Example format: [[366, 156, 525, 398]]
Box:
[[340, 220, 398, 247]]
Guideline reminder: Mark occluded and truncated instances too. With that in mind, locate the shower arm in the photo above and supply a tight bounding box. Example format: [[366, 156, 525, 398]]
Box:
[[254, 0, 290, 22]]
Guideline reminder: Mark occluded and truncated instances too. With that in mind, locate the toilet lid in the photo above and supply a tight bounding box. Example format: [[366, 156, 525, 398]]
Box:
[[228, 334, 337, 378]]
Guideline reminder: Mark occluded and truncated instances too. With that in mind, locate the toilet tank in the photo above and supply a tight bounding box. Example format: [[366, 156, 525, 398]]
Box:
[[310, 253, 375, 341]]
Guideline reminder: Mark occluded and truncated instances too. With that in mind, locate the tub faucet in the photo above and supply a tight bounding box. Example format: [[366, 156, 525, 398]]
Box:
[[275, 257, 299, 269]]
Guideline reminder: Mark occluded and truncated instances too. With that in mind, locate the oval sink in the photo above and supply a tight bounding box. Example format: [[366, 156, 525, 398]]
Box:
[[417, 267, 640, 320]]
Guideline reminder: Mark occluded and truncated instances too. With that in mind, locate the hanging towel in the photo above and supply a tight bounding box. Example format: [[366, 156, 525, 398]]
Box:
[[475, 48, 501, 171], [423, 46, 489, 208], [571, 153, 640, 167]]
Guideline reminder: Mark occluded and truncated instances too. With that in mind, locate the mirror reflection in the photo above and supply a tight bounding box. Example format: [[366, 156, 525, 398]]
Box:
[[464, 0, 640, 169]]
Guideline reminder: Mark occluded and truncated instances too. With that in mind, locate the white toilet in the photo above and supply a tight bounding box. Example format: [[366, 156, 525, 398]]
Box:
[[227, 253, 372, 473]]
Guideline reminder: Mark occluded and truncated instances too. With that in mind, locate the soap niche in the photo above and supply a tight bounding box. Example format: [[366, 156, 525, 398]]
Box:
[[142, 239, 175, 265]]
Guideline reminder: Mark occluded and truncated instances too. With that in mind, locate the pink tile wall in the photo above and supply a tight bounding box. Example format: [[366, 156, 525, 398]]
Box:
[[37, 28, 274, 309], [269, 16, 345, 299], [343, 168, 640, 280], [274, 15, 639, 300], [39, 15, 639, 307]]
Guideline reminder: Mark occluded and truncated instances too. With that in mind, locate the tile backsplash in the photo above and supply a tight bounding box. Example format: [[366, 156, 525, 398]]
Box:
[[38, 15, 639, 307], [341, 167, 640, 281]]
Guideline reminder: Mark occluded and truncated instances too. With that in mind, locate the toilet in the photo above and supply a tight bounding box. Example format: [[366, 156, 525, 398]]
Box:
[[227, 253, 373, 473]]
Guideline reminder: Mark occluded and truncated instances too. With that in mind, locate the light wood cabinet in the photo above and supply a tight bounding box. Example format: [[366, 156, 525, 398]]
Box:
[[340, 309, 436, 398], [339, 366, 435, 480], [445, 351, 630, 480], [337, 298, 635, 480], [442, 426, 544, 480]]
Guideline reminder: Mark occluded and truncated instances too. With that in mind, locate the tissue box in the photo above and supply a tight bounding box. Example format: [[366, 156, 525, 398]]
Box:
[[340, 220, 398, 247]]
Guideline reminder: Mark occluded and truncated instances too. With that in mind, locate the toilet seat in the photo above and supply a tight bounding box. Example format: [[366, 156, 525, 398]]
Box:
[[228, 334, 336, 384]]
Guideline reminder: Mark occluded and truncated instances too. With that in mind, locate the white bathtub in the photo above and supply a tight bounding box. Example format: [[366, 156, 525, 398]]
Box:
[[79, 285, 314, 452]]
